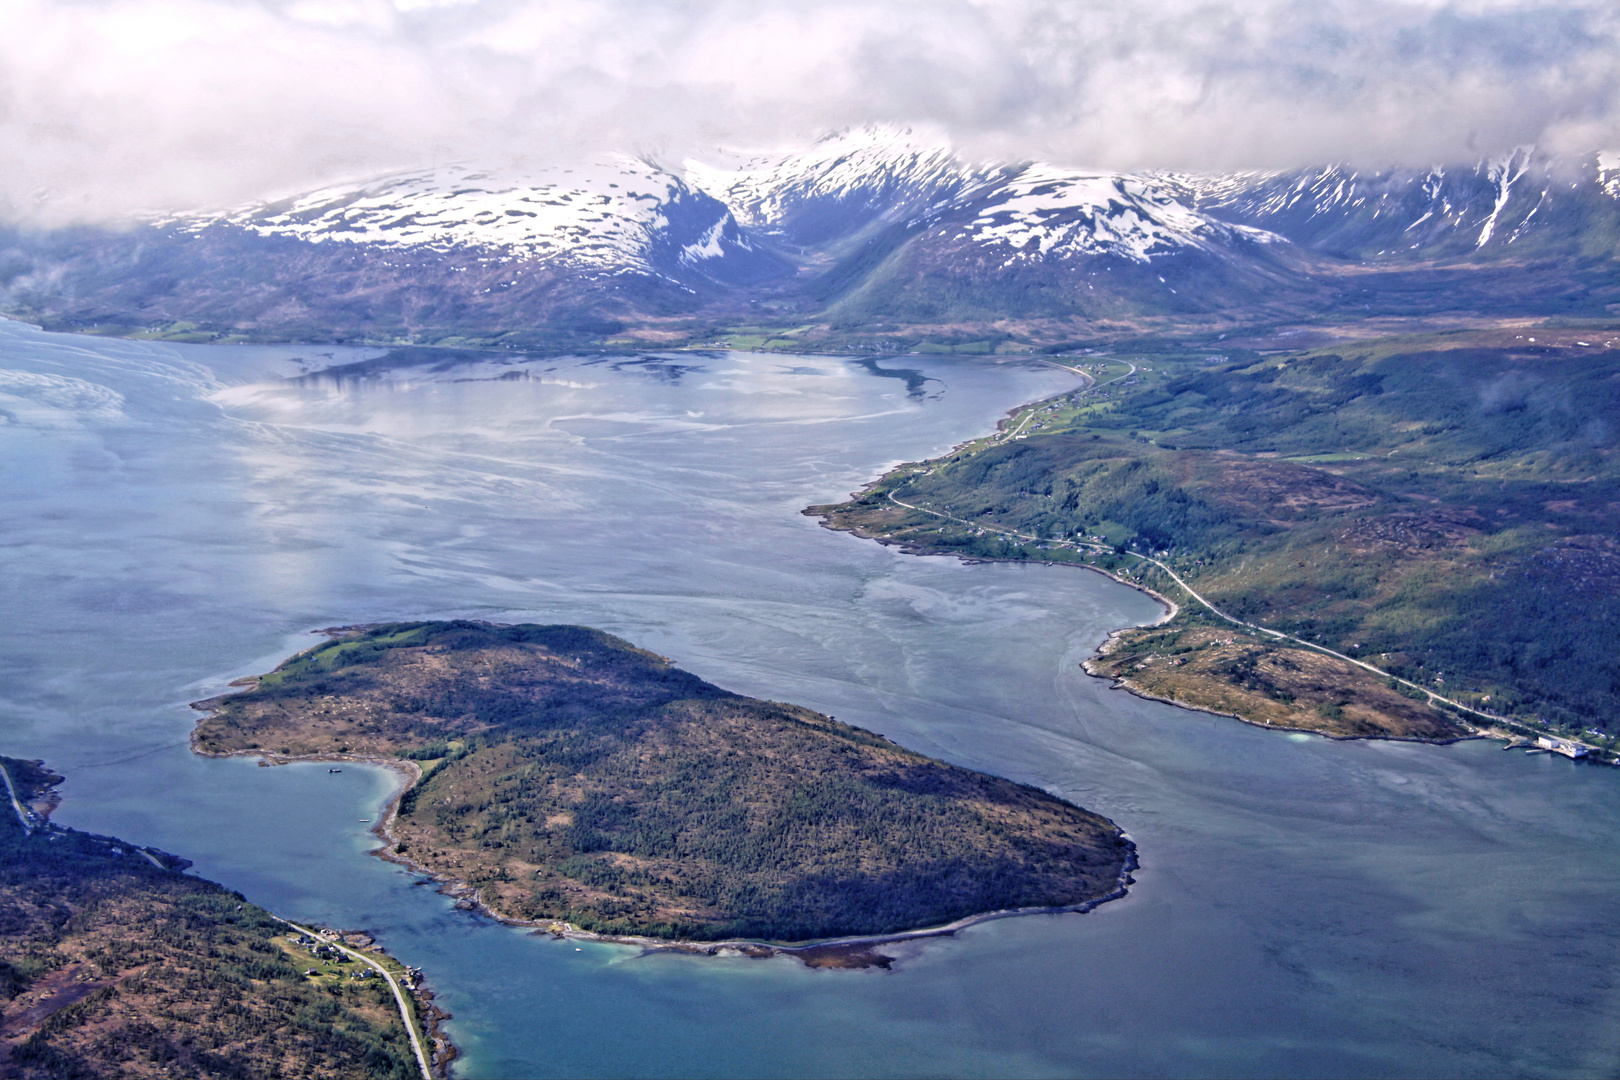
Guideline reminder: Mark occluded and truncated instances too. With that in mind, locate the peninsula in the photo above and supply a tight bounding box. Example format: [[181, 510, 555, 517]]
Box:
[[0, 756, 433, 1079], [192, 621, 1132, 944], [810, 332, 1620, 757]]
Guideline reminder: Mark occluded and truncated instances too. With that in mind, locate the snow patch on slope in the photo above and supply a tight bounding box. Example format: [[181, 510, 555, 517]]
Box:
[[686, 124, 982, 231], [963, 166, 1279, 263], [1597, 150, 1620, 199], [679, 216, 731, 263], [1476, 148, 1534, 248], [167, 156, 728, 278]]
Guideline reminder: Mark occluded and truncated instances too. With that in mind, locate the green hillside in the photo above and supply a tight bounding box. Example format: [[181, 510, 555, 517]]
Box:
[[813, 329, 1620, 744]]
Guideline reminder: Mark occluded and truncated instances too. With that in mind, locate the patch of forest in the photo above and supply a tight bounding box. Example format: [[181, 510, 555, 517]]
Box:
[[193, 622, 1131, 942], [813, 329, 1620, 744], [0, 757, 421, 1080]]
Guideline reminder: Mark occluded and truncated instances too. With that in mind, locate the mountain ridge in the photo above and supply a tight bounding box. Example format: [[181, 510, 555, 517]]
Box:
[[5, 127, 1620, 350]]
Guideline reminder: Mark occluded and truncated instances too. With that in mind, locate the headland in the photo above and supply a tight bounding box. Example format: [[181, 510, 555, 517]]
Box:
[[808, 338, 1620, 760], [0, 755, 443, 1079]]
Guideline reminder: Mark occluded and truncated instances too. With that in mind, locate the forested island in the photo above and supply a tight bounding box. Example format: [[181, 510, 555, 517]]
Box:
[[192, 621, 1133, 945], [0, 756, 431, 1079], [812, 329, 1619, 755]]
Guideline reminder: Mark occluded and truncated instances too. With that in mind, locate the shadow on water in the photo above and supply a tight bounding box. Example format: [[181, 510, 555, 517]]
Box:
[[583, 354, 711, 383], [290, 346, 718, 390], [850, 357, 940, 400], [289, 345, 528, 386]]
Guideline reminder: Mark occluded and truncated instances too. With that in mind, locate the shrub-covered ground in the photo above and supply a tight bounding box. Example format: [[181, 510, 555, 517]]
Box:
[[194, 622, 1131, 942], [0, 758, 420, 1080]]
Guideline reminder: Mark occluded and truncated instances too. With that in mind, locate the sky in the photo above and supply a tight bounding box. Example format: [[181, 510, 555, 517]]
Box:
[[4, 0, 1620, 222]]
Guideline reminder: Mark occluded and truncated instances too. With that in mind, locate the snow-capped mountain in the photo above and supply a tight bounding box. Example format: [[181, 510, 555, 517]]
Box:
[[686, 126, 992, 248], [165, 156, 787, 289], [5, 126, 1620, 347], [686, 126, 1280, 266], [0, 155, 795, 347], [948, 165, 1284, 265], [682, 126, 1307, 321], [1164, 148, 1620, 260]]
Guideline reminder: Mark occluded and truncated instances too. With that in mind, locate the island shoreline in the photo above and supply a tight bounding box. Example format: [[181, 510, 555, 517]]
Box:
[[186, 722, 460, 1066], [189, 697, 1139, 969]]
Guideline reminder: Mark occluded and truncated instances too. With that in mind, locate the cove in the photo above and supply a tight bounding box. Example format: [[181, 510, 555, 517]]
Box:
[[0, 318, 1617, 1078]]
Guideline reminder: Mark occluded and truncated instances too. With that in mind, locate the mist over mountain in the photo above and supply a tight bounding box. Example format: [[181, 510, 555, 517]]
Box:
[[4, 128, 1620, 350], [9, 0, 1620, 225]]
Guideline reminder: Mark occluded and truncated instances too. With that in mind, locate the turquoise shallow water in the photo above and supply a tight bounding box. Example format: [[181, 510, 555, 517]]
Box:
[[0, 319, 1617, 1077]]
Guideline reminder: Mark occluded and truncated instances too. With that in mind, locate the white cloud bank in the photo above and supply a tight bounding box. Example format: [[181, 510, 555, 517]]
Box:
[[3, 0, 1620, 221]]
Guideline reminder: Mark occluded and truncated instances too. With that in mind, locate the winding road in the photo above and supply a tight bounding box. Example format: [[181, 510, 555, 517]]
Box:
[[0, 763, 435, 1078], [882, 357, 1597, 749], [278, 919, 434, 1080], [0, 763, 32, 835]]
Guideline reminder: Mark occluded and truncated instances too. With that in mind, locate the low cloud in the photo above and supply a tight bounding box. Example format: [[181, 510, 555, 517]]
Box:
[[3, 0, 1620, 222]]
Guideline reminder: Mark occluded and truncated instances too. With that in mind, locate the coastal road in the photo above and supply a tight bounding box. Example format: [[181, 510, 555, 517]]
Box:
[[996, 359, 1133, 443], [278, 918, 434, 1080], [0, 763, 194, 860], [0, 763, 33, 835], [880, 353, 1589, 747], [0, 763, 434, 1074], [886, 483, 1542, 735]]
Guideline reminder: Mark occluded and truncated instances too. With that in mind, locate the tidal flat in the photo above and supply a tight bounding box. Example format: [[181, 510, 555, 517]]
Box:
[[2, 319, 1618, 1078]]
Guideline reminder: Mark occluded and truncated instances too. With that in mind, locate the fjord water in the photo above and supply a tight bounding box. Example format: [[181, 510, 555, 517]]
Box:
[[1, 318, 1617, 1079]]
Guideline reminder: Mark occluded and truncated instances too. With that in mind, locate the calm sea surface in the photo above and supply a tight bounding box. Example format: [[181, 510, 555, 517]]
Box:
[[1, 318, 1617, 1078]]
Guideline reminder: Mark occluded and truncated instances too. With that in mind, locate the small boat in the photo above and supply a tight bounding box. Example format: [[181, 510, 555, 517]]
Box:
[[328, 768, 342, 773], [358, 819, 371, 823]]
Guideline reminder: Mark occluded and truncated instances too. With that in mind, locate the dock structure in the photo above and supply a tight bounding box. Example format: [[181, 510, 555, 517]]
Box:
[[1535, 736, 1592, 759]]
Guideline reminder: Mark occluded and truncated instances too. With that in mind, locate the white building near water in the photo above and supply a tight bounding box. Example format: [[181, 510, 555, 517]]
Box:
[[1536, 736, 1591, 759]]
